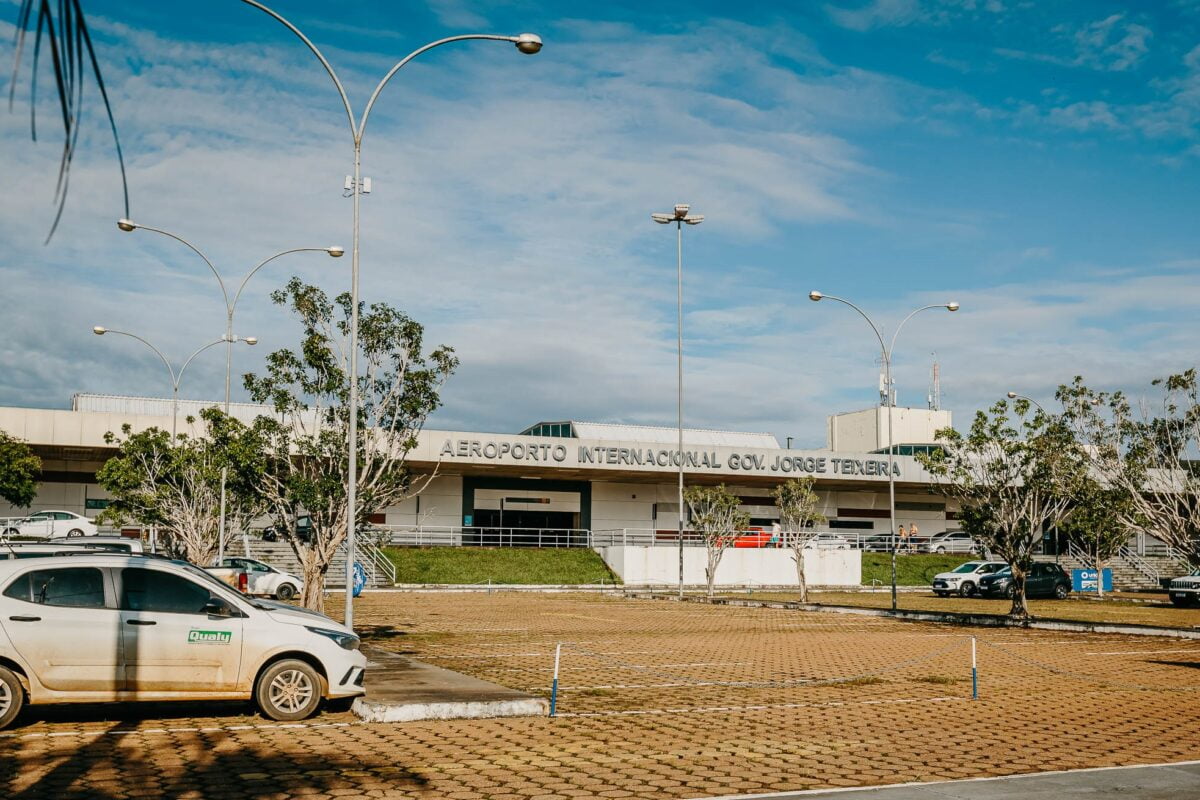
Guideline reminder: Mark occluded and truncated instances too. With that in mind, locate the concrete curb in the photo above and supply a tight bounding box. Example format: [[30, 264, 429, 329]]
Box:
[[633, 592, 1200, 639], [352, 696, 549, 723]]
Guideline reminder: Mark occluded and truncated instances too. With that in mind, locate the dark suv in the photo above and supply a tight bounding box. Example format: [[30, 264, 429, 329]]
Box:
[[978, 562, 1071, 599]]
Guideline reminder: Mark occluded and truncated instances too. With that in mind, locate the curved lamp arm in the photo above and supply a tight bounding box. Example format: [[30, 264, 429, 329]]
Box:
[[239, 0, 356, 139], [359, 34, 527, 144], [815, 293, 888, 360], [231, 247, 340, 315], [177, 337, 233, 389], [94, 327, 179, 387], [889, 304, 952, 357], [118, 222, 229, 311]]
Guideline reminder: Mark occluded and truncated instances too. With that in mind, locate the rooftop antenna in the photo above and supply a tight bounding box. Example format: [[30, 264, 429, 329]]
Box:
[[927, 352, 941, 411], [875, 355, 894, 406]]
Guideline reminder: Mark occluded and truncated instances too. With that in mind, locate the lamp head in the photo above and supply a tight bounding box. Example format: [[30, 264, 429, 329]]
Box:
[[683, 215, 704, 225], [946, 301, 960, 312], [116, 219, 137, 232], [327, 246, 345, 258], [808, 290, 823, 302], [514, 33, 542, 54], [673, 204, 690, 218], [650, 213, 674, 224], [1006, 391, 1018, 399], [92, 326, 107, 335], [244, 336, 258, 346]]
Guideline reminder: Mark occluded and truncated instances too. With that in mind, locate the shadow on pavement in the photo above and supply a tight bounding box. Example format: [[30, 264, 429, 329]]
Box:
[[1, 720, 427, 799]]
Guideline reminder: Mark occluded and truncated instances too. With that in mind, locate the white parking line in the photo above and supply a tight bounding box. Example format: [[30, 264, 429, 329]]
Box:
[[555, 695, 962, 718]]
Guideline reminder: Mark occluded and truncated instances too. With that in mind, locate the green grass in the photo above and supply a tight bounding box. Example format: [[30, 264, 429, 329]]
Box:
[[862, 553, 977, 586], [381, 546, 619, 585]]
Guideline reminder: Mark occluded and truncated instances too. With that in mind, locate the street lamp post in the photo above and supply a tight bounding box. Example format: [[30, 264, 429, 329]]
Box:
[[116, 218, 343, 562], [652, 204, 704, 599], [241, 0, 542, 629], [92, 327, 255, 437], [808, 292, 959, 611]]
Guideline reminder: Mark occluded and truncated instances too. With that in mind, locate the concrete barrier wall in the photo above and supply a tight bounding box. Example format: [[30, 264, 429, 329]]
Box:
[[597, 546, 860, 587]]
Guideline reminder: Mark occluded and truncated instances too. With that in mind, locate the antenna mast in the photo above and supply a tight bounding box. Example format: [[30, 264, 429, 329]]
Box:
[[927, 353, 941, 411]]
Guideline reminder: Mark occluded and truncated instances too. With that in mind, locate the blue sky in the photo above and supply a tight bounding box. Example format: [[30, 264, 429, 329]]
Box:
[[1, 0, 1199, 446]]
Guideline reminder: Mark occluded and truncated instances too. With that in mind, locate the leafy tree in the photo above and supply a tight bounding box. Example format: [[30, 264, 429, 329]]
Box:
[[1057, 480, 1132, 598], [773, 476, 827, 602], [1058, 373, 1200, 567], [245, 278, 457, 612], [917, 399, 1079, 618], [684, 484, 750, 599], [96, 408, 267, 564], [0, 431, 42, 508]]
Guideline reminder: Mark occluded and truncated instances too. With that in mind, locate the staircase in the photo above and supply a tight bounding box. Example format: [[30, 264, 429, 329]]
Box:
[[242, 539, 396, 588], [1034, 548, 1185, 591]]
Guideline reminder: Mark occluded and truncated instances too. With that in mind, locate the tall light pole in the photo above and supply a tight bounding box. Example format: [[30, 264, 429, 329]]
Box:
[[808, 292, 959, 611], [652, 204, 704, 599], [242, 0, 542, 628], [116, 218, 343, 562], [92, 327, 255, 437]]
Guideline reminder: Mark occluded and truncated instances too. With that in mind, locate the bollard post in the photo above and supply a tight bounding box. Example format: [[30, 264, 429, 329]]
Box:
[[971, 636, 978, 700], [550, 643, 562, 717]]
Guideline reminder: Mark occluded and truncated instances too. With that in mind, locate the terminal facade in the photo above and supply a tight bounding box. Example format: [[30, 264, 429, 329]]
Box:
[[0, 394, 960, 540]]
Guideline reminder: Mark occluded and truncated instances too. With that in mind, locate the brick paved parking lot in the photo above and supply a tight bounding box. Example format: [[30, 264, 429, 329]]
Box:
[[5, 592, 1200, 799]]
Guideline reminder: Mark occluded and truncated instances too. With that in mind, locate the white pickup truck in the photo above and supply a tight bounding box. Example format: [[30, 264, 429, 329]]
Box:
[[209, 557, 303, 601]]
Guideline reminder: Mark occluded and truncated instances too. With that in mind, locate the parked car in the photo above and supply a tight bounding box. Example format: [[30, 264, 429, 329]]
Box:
[[0, 553, 365, 730], [213, 557, 303, 601], [978, 562, 1071, 599], [921, 530, 981, 554], [261, 515, 313, 543], [931, 561, 1007, 597], [1167, 568, 1200, 607], [0, 538, 144, 560], [2, 511, 98, 539]]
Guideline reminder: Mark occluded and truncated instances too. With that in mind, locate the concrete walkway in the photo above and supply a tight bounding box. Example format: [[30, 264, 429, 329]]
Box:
[[695, 760, 1200, 800], [352, 646, 548, 723]]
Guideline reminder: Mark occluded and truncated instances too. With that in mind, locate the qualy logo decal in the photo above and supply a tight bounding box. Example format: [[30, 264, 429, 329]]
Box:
[[187, 629, 232, 645]]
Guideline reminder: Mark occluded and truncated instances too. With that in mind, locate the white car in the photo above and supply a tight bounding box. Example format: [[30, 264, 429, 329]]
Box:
[[922, 530, 981, 554], [931, 560, 1007, 597], [2, 510, 98, 540], [216, 557, 304, 601], [0, 553, 365, 729]]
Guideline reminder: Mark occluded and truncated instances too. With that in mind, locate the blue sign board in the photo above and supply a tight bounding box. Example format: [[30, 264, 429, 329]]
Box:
[[1072, 568, 1113, 592], [352, 562, 367, 598], [463, 515, 473, 526]]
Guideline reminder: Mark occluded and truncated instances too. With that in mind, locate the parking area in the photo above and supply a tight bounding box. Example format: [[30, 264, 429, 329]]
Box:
[[5, 591, 1200, 799]]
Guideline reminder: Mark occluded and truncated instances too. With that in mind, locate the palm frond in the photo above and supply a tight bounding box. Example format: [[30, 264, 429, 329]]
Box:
[[9, 0, 130, 244]]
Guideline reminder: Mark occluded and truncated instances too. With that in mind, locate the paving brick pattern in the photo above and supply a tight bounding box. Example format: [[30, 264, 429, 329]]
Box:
[[4, 592, 1200, 799]]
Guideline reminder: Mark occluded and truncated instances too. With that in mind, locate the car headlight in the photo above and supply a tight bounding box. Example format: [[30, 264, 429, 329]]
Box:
[[306, 626, 360, 650]]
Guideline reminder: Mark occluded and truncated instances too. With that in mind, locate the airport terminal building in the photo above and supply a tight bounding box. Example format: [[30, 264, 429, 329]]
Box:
[[0, 394, 961, 539]]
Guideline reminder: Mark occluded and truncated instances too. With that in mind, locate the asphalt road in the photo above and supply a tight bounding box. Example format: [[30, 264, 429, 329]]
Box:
[[696, 761, 1200, 800]]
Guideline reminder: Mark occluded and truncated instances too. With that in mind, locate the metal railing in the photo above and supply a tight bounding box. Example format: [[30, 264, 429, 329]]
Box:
[[379, 525, 592, 548], [1118, 544, 1159, 584]]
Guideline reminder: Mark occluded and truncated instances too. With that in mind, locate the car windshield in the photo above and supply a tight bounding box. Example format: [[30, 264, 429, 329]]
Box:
[[991, 567, 1012, 577], [952, 562, 983, 574]]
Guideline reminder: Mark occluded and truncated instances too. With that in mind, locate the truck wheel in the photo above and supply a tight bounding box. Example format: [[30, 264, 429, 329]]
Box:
[[0, 666, 25, 730], [275, 583, 297, 602], [959, 582, 975, 597], [256, 659, 322, 722]]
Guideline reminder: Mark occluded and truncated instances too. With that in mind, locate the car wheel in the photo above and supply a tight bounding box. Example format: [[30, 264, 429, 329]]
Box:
[[275, 583, 297, 602], [256, 659, 323, 722], [66, 528, 84, 537], [3, 528, 19, 537], [1005, 584, 1016, 599], [0, 666, 25, 730], [936, 546, 946, 553], [1054, 583, 1069, 600], [959, 582, 975, 597]]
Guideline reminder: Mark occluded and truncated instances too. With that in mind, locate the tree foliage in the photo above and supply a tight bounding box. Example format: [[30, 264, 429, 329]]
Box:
[[1058, 373, 1200, 567], [0, 430, 42, 509], [917, 399, 1080, 617], [684, 484, 750, 599], [773, 476, 827, 602], [245, 278, 457, 612], [95, 408, 267, 564]]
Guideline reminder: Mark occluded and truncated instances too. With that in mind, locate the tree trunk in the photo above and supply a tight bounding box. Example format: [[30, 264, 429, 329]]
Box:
[[706, 548, 723, 598], [1096, 557, 1104, 599], [793, 548, 808, 603], [300, 555, 329, 613], [1008, 566, 1030, 618]]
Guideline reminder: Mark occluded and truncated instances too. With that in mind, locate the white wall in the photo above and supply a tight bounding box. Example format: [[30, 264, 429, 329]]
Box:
[[827, 407, 952, 451], [598, 546, 860, 587], [387, 475, 462, 528]]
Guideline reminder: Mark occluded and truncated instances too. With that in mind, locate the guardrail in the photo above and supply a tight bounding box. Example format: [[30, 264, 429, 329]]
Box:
[[378, 525, 592, 548], [1118, 544, 1159, 584]]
